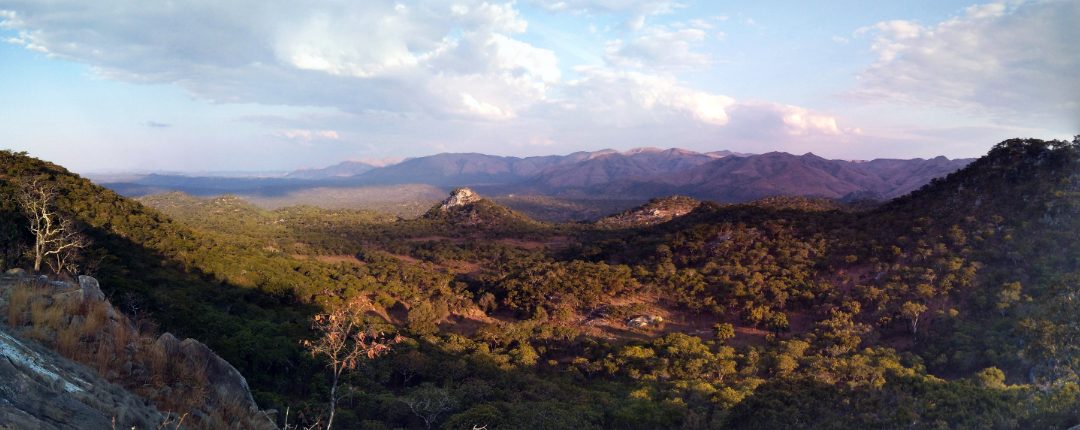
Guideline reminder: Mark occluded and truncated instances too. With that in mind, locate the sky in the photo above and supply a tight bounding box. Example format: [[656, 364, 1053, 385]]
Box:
[[0, 0, 1076, 173]]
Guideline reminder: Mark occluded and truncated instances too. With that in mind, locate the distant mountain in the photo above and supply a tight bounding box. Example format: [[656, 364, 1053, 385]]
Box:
[[354, 153, 525, 186], [96, 148, 973, 210], [286, 160, 376, 179], [585, 152, 974, 202], [529, 148, 726, 189]]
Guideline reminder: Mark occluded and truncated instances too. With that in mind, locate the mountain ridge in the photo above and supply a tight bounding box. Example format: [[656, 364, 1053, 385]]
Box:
[[97, 148, 975, 209]]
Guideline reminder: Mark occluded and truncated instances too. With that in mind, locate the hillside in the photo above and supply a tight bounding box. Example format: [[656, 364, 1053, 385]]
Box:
[[596, 195, 703, 228], [2, 137, 1079, 429]]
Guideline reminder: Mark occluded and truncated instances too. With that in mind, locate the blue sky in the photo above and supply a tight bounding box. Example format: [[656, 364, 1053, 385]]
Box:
[[0, 0, 1075, 172]]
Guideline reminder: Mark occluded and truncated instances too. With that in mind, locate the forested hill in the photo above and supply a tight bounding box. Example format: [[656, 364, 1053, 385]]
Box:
[[2, 137, 1079, 429]]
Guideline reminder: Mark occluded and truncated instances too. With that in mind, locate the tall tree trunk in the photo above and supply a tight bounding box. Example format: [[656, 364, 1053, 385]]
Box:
[[327, 372, 338, 430], [33, 241, 43, 272]]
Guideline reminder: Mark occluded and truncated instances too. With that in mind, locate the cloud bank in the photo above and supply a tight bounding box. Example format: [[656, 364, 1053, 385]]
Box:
[[0, 0, 852, 158], [856, 0, 1080, 129]]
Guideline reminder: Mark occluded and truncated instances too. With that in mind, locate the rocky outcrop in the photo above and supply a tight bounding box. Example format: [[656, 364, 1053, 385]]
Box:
[[422, 188, 534, 229], [0, 325, 170, 430], [597, 196, 701, 228], [153, 333, 261, 420], [437, 187, 482, 211], [77, 275, 105, 302], [0, 273, 275, 429], [626, 315, 664, 329]]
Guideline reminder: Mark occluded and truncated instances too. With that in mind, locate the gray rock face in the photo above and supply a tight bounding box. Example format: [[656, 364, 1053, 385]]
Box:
[[0, 274, 273, 429], [0, 328, 170, 430], [438, 187, 481, 211], [173, 336, 260, 415], [77, 275, 105, 302]]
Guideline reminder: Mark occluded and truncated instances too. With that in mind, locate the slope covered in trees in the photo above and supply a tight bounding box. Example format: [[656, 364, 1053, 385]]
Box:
[[1, 137, 1078, 429]]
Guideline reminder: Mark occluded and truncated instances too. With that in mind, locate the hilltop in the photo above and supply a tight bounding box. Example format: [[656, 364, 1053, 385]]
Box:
[[422, 187, 539, 230]]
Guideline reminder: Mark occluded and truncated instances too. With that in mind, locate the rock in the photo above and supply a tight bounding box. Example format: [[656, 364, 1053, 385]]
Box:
[[597, 196, 701, 228], [626, 315, 664, 329], [155, 333, 181, 356], [5, 268, 26, 276], [178, 338, 260, 414], [0, 328, 169, 429], [77, 276, 105, 302], [438, 187, 482, 211]]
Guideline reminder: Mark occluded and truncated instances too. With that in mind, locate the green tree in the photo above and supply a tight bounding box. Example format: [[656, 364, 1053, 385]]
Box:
[[713, 322, 736, 344]]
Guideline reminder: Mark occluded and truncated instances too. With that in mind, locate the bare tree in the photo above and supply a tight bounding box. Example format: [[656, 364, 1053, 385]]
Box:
[[16, 176, 88, 273], [303, 298, 398, 430], [401, 384, 454, 429], [45, 217, 89, 275]]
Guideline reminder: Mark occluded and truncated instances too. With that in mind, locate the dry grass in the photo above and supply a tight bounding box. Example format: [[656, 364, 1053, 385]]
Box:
[[55, 324, 80, 357], [30, 298, 65, 329], [0, 281, 264, 430], [7, 282, 38, 326]]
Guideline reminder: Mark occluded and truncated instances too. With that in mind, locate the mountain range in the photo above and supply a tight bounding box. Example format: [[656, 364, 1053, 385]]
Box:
[[96, 147, 973, 208]]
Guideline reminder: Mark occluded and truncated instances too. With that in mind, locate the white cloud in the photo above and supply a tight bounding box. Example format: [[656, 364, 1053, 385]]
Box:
[[0, 1, 555, 121], [559, 67, 734, 126], [1, 0, 865, 162], [534, 0, 680, 15], [855, 0, 1080, 128], [605, 25, 710, 69], [277, 129, 340, 142], [532, 0, 682, 30]]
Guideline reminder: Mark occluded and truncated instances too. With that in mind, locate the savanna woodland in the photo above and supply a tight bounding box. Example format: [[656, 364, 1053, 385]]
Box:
[[3, 137, 1080, 429]]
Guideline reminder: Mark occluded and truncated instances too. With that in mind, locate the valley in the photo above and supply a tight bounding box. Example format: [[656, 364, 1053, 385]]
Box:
[[1, 137, 1078, 428]]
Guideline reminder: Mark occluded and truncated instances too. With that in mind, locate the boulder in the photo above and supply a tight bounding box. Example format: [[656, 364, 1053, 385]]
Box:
[[178, 338, 260, 414], [154, 333, 181, 357], [77, 276, 105, 302], [626, 315, 664, 329], [5, 268, 27, 276]]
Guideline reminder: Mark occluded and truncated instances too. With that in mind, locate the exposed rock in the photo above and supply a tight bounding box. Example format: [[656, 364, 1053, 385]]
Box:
[[77, 275, 105, 302], [0, 328, 170, 430], [155, 332, 181, 356], [5, 268, 26, 276], [597, 196, 701, 228], [423, 188, 533, 229], [438, 187, 482, 211], [178, 338, 260, 415], [0, 275, 274, 429], [627, 315, 664, 329]]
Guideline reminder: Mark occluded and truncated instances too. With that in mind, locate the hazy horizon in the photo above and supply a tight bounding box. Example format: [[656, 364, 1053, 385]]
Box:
[[1, 0, 1076, 172], [76, 146, 978, 177]]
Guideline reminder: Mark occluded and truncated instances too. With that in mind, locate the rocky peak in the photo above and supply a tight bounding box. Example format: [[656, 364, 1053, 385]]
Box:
[[438, 187, 482, 211]]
